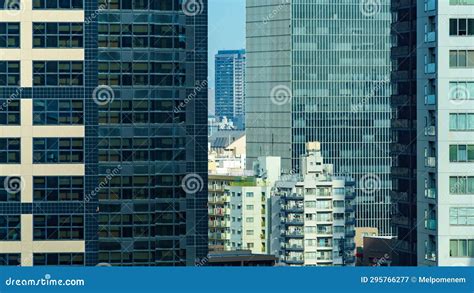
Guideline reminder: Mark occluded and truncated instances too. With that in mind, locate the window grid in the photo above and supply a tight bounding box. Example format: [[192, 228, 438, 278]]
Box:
[[0, 215, 20, 241], [33, 61, 84, 86], [33, 99, 84, 125], [0, 138, 21, 163], [33, 176, 84, 201], [0, 22, 20, 48], [33, 0, 83, 9], [33, 22, 83, 48], [33, 214, 84, 240], [0, 61, 20, 86], [33, 137, 84, 163]]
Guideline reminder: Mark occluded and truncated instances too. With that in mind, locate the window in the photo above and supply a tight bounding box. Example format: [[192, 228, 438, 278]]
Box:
[[0, 61, 20, 86], [0, 98, 20, 125], [33, 99, 84, 125], [450, 19, 474, 36], [33, 23, 83, 48], [33, 176, 84, 201], [33, 138, 84, 163], [0, 138, 20, 163], [246, 205, 254, 210], [450, 208, 474, 225], [0, 254, 20, 266], [33, 61, 83, 86], [0, 176, 21, 201], [449, 50, 474, 67], [0, 23, 20, 48], [449, 145, 474, 162], [0, 216, 20, 240], [450, 114, 474, 131], [450, 176, 474, 194], [246, 230, 254, 236], [33, 0, 83, 9], [246, 217, 254, 223], [33, 214, 84, 240], [33, 253, 85, 265], [0, 0, 19, 9], [450, 0, 474, 5], [247, 243, 254, 249], [450, 239, 474, 257], [246, 192, 254, 197], [450, 82, 474, 101]]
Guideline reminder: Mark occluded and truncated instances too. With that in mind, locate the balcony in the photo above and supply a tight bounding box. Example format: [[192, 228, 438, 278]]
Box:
[[425, 251, 437, 262], [345, 230, 356, 237], [425, 31, 436, 43], [425, 219, 437, 230], [425, 157, 436, 168], [424, 0, 435, 11], [425, 188, 437, 199], [425, 94, 436, 105], [425, 63, 436, 74], [424, 126, 436, 136], [283, 231, 304, 238]]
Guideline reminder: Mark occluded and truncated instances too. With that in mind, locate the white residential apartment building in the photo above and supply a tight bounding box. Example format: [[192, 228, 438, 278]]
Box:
[[417, 0, 474, 266], [208, 157, 281, 254], [271, 142, 356, 266]]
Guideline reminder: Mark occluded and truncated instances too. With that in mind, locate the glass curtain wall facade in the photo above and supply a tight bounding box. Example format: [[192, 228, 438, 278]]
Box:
[[97, 0, 208, 266], [0, 0, 98, 266], [390, 0, 417, 266], [247, 1, 393, 235]]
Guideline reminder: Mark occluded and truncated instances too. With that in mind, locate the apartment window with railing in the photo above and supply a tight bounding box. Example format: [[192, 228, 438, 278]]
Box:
[[449, 50, 474, 68], [450, 208, 474, 225], [450, 114, 474, 131], [450, 239, 474, 257], [450, 19, 474, 36], [450, 176, 474, 194], [0, 23, 20, 48], [449, 145, 474, 162]]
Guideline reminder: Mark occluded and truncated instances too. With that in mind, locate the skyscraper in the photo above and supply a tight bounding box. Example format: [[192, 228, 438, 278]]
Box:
[[0, 0, 98, 266], [96, 0, 208, 266], [215, 49, 246, 129], [246, 0, 393, 235], [417, 0, 474, 266], [390, 0, 418, 266]]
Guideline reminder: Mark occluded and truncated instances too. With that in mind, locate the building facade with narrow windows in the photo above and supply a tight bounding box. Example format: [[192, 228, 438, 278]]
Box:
[[0, 0, 98, 266]]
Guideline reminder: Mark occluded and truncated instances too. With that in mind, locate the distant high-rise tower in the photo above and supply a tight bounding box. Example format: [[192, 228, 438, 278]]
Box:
[[246, 1, 393, 235], [215, 49, 246, 129]]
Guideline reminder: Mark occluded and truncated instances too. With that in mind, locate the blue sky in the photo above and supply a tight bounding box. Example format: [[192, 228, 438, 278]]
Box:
[[208, 0, 245, 88]]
